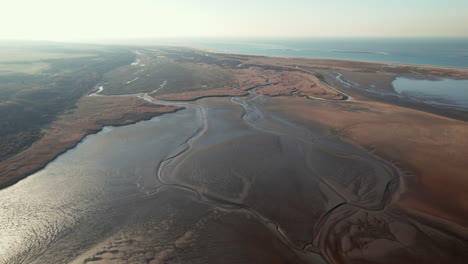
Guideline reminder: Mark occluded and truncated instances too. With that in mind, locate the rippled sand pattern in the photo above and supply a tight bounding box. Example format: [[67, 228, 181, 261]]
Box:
[[0, 93, 400, 264]]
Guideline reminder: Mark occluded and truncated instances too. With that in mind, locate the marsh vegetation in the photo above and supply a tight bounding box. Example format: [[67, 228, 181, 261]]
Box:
[[0, 43, 135, 161]]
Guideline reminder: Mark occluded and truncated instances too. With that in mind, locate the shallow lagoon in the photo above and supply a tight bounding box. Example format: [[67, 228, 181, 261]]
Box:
[[392, 77, 468, 109]]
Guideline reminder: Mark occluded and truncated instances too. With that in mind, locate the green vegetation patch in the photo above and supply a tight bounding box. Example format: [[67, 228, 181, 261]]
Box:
[[0, 62, 50, 75], [0, 48, 97, 63]]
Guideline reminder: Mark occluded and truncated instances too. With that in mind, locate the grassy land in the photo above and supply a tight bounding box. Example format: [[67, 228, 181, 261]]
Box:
[[0, 43, 135, 162], [0, 62, 51, 75], [0, 48, 96, 62]]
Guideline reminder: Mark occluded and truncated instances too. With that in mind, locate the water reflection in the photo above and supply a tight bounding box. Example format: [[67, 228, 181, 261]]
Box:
[[392, 77, 468, 109], [0, 108, 200, 264]]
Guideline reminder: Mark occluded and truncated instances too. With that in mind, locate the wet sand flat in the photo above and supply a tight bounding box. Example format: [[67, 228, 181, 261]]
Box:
[[265, 96, 468, 263], [1, 95, 401, 264], [0, 96, 182, 190], [265, 97, 468, 224], [1, 46, 467, 264]]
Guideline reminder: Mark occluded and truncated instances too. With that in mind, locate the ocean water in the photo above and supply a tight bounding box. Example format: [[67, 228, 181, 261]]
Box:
[[160, 38, 468, 68]]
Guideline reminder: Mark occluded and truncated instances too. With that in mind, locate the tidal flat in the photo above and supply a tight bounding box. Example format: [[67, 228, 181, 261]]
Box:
[[0, 95, 398, 263], [0, 45, 467, 264]]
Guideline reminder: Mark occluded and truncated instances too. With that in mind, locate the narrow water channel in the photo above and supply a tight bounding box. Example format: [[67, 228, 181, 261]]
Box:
[[0, 92, 398, 264]]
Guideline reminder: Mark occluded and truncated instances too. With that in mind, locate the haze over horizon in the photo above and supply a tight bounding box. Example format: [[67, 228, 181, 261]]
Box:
[[1, 0, 467, 42]]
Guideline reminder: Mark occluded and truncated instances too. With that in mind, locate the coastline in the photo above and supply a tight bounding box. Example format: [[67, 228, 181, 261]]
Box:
[[2, 47, 467, 191], [1, 45, 467, 263], [186, 44, 468, 72]]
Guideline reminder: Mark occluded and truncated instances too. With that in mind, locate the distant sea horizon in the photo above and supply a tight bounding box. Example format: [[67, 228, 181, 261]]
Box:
[[2, 37, 467, 68], [134, 37, 468, 68]]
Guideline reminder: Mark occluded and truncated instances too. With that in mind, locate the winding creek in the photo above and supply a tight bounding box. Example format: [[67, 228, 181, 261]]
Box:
[[1, 73, 399, 263]]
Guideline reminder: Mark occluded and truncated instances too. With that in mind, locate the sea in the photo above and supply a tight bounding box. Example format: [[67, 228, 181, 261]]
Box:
[[149, 38, 468, 68], [164, 37, 467, 108]]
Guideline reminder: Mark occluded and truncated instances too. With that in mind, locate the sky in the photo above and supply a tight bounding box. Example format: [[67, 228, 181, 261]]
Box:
[[1, 0, 467, 41]]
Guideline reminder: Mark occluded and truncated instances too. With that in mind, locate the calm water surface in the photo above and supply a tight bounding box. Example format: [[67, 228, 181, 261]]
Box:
[[392, 77, 468, 109], [150, 38, 468, 68], [0, 108, 201, 264], [0, 95, 399, 263]]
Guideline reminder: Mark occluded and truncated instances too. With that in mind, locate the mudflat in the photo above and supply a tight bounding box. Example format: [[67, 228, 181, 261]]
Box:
[[265, 96, 468, 262], [0, 96, 182, 189], [1, 45, 467, 264]]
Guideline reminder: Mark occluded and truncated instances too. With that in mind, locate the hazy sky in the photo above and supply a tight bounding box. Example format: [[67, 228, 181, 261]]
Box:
[[1, 0, 467, 41]]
